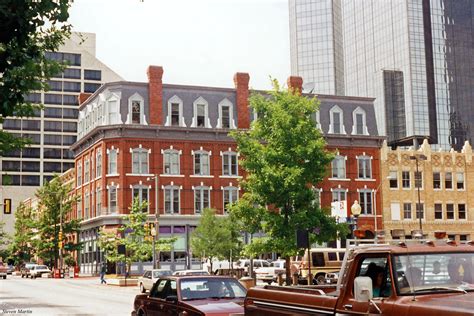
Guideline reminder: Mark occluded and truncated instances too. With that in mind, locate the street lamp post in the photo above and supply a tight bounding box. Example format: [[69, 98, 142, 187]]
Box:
[[351, 200, 362, 239], [147, 175, 160, 269], [410, 154, 427, 232]]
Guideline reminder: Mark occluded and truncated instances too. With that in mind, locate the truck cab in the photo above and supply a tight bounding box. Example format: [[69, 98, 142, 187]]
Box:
[[245, 240, 474, 315]]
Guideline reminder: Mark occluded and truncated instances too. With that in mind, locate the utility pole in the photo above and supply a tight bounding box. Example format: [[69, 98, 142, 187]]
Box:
[[410, 154, 427, 232], [147, 175, 160, 269]]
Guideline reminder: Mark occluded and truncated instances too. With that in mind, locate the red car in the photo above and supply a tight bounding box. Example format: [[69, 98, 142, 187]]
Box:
[[132, 275, 246, 316]]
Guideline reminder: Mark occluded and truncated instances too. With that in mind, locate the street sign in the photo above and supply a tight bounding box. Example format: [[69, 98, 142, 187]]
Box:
[[3, 199, 12, 214]]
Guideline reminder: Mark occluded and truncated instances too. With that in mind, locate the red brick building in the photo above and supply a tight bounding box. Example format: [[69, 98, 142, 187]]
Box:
[[70, 66, 383, 273]]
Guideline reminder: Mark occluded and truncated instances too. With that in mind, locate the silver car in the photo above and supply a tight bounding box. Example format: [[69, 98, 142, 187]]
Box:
[[138, 269, 172, 293]]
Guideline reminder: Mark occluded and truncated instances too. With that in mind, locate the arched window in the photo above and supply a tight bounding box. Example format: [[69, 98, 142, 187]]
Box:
[[357, 154, 372, 179], [221, 150, 238, 176], [352, 107, 368, 135], [192, 97, 210, 128], [329, 105, 346, 134]]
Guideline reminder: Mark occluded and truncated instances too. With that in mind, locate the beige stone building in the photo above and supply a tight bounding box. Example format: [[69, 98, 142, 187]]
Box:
[[381, 140, 474, 242]]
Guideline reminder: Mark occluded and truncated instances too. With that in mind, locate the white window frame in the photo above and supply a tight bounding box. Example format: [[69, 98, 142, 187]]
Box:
[[96, 149, 102, 179], [163, 185, 181, 214], [131, 184, 150, 212], [222, 186, 239, 214], [217, 98, 236, 129], [77, 195, 82, 219], [434, 203, 443, 220], [77, 161, 82, 186], [403, 203, 412, 220], [106, 94, 121, 125], [357, 155, 372, 179], [96, 187, 102, 216], [389, 171, 398, 188], [127, 93, 147, 125], [193, 149, 211, 176], [433, 171, 442, 190], [351, 106, 369, 135], [84, 190, 90, 219], [192, 96, 211, 128], [162, 148, 181, 175], [331, 155, 346, 179], [193, 185, 211, 214], [358, 189, 373, 214], [221, 151, 238, 176], [328, 105, 346, 134], [84, 158, 90, 183], [456, 172, 465, 190], [331, 188, 347, 203], [131, 146, 150, 175], [458, 203, 467, 220], [445, 172, 453, 190], [107, 148, 119, 175], [107, 184, 118, 214], [165, 95, 186, 127]]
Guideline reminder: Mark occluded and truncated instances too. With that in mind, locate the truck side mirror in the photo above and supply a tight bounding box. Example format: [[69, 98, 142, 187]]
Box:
[[354, 276, 373, 302]]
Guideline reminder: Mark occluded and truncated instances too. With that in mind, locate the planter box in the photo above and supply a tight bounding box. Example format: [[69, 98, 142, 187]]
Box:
[[107, 278, 138, 287]]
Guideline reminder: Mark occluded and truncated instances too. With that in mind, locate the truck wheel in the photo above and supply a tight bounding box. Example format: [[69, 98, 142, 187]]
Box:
[[314, 274, 326, 285]]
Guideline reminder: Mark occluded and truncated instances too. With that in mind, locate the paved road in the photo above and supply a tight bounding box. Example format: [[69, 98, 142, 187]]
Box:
[[0, 275, 139, 315]]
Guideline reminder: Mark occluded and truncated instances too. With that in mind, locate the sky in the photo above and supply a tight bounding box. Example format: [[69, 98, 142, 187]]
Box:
[[69, 0, 291, 90]]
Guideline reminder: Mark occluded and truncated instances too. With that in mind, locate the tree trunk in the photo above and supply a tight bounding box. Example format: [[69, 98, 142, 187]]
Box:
[[285, 256, 292, 285]]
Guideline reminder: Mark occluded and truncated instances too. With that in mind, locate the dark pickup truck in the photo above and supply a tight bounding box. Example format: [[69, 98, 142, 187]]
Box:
[[245, 240, 474, 315]]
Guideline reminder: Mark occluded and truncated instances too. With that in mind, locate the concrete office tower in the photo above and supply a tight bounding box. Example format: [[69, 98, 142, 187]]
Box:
[[0, 32, 123, 237], [289, 0, 474, 150], [289, 0, 345, 95]]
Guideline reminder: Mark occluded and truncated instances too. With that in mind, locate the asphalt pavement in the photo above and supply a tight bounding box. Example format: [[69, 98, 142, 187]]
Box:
[[0, 275, 138, 316]]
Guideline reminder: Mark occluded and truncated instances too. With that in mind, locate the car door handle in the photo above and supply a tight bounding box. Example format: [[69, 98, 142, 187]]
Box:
[[344, 304, 353, 310]]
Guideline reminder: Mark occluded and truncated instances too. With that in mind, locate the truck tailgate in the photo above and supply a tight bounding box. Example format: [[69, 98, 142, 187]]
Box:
[[245, 285, 338, 315]]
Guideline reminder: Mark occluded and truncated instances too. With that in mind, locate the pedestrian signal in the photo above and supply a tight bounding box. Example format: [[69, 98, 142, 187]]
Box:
[[4, 199, 11, 214]]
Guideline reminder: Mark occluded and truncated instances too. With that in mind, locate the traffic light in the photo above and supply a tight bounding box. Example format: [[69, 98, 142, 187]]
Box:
[[3, 199, 11, 214], [58, 230, 63, 241]]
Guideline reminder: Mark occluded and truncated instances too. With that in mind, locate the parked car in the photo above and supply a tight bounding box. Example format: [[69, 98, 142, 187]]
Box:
[[6, 265, 15, 275], [173, 269, 210, 276], [29, 265, 52, 279], [236, 259, 271, 275], [138, 269, 173, 293], [132, 275, 247, 316], [255, 260, 286, 284], [20, 263, 37, 278]]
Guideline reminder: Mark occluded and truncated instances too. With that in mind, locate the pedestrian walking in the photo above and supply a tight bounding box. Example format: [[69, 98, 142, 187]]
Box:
[[100, 263, 107, 284]]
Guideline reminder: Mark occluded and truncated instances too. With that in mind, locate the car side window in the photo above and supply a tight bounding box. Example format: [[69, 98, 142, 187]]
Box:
[[150, 279, 168, 298], [356, 257, 392, 298], [169, 280, 177, 297], [144, 271, 150, 278]]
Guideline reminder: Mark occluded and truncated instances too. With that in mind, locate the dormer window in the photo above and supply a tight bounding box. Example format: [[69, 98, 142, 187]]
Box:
[[171, 103, 180, 126], [218, 99, 235, 129], [166, 96, 185, 127], [192, 97, 210, 128], [132, 101, 140, 123], [107, 98, 120, 124], [329, 105, 346, 134], [352, 107, 368, 135]]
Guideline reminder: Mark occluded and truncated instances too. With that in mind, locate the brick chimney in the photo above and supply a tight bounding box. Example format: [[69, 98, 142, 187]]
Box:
[[287, 76, 303, 95], [78, 93, 92, 105], [233, 72, 250, 129], [147, 65, 164, 125]]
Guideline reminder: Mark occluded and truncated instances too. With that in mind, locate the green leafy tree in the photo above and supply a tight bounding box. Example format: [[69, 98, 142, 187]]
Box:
[[230, 80, 348, 283], [34, 175, 81, 268], [9, 202, 36, 265], [191, 208, 242, 272], [98, 198, 175, 275], [0, 0, 72, 154]]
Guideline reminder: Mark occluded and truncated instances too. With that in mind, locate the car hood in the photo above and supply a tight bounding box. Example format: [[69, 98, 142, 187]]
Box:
[[405, 292, 474, 315], [185, 299, 244, 315]]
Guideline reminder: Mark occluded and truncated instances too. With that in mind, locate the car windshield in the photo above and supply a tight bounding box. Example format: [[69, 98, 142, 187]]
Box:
[[180, 278, 247, 301], [271, 262, 285, 268], [394, 252, 474, 295], [153, 270, 172, 278], [37, 265, 48, 269]]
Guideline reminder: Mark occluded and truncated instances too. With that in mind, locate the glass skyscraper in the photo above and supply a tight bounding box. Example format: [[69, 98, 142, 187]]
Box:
[[290, 0, 474, 150]]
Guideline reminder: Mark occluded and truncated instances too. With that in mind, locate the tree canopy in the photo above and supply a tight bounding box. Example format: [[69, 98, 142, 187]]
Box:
[[0, 0, 72, 154], [230, 80, 348, 281], [191, 208, 242, 265], [98, 198, 175, 273]]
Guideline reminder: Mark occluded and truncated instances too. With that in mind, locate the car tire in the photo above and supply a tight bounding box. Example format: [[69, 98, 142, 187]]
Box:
[[314, 274, 326, 285], [3, 276, 5, 279], [21, 274, 24, 278], [140, 283, 145, 293]]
